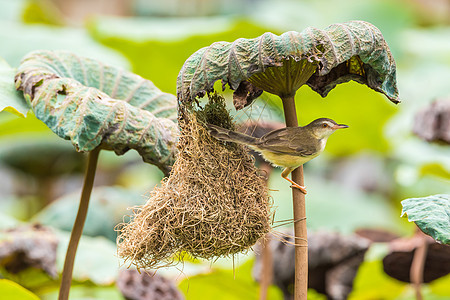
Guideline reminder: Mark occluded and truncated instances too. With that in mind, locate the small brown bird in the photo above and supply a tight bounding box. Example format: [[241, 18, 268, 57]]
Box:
[[207, 118, 348, 194]]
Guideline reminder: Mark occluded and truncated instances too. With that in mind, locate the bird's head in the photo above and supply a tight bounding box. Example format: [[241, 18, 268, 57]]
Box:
[[306, 118, 349, 139]]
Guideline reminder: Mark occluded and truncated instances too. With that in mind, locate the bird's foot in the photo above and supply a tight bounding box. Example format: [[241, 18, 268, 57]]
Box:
[[282, 173, 308, 194], [290, 183, 307, 194]]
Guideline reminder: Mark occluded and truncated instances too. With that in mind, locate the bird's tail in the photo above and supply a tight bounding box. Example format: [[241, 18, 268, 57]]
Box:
[[207, 124, 259, 145]]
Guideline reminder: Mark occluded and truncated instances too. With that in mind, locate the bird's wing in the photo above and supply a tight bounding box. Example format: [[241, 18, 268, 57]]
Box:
[[257, 127, 317, 157], [259, 127, 291, 140], [291, 143, 318, 157], [207, 124, 259, 145]]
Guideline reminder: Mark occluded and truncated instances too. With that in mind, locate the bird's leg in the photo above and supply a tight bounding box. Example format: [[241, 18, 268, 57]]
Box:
[[281, 167, 307, 194]]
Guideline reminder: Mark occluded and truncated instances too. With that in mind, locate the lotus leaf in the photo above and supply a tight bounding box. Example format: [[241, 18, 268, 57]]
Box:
[[177, 20, 399, 107], [0, 57, 28, 116], [401, 194, 450, 244], [15, 50, 178, 173], [0, 280, 40, 300]]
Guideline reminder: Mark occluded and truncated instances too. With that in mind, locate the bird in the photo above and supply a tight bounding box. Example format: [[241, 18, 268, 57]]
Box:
[[207, 118, 348, 194]]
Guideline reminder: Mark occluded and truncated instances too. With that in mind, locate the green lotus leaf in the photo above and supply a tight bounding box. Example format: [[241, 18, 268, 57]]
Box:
[[54, 230, 118, 285], [0, 136, 84, 177], [401, 194, 450, 244], [0, 57, 28, 117], [15, 50, 178, 173], [33, 186, 143, 241], [177, 20, 399, 107], [0, 280, 40, 300]]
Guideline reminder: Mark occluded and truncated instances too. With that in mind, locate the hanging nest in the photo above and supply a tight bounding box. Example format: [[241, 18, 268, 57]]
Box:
[[117, 93, 272, 270]]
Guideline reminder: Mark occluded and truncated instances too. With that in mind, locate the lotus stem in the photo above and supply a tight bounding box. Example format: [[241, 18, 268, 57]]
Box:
[[259, 234, 273, 300], [280, 94, 308, 300], [410, 232, 428, 300], [259, 163, 274, 300], [58, 147, 101, 300]]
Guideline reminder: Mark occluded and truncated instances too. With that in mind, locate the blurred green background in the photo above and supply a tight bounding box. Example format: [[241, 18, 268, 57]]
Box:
[[0, 0, 449, 299]]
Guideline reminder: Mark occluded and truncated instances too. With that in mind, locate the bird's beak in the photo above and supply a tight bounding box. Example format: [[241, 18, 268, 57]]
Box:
[[332, 124, 349, 130]]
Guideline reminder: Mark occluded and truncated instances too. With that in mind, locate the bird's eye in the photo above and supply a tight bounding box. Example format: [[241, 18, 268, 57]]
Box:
[[322, 123, 328, 128]]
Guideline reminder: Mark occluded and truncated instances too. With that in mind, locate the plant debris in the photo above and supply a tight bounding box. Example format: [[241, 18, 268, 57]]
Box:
[[253, 231, 370, 300], [117, 269, 184, 300], [382, 232, 450, 283], [413, 98, 450, 144], [0, 224, 58, 278], [117, 94, 272, 270]]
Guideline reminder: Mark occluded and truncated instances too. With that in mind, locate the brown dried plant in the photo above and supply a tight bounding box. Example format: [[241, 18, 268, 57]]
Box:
[[117, 94, 272, 269]]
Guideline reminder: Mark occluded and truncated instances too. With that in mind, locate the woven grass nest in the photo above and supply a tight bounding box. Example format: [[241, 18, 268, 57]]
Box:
[[117, 94, 272, 269]]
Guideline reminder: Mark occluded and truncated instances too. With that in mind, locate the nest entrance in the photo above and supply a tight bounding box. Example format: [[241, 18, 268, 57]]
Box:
[[117, 94, 272, 269]]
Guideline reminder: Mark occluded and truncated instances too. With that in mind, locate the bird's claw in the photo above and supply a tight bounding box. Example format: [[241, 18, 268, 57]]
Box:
[[290, 184, 307, 194]]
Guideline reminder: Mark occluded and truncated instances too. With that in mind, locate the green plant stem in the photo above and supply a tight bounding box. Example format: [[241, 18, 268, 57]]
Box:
[[280, 94, 308, 300], [58, 147, 101, 300]]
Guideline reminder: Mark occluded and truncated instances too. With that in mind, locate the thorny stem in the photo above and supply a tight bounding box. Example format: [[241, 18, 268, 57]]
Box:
[[58, 147, 101, 300], [280, 94, 308, 300], [410, 232, 428, 300]]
